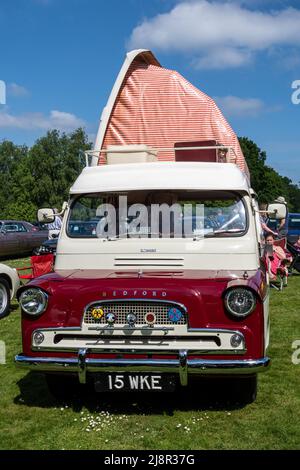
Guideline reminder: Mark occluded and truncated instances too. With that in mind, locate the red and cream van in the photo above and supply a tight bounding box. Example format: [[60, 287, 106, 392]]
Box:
[[15, 50, 276, 402]]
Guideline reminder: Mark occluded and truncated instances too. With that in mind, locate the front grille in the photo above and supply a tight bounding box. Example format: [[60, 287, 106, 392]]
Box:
[[84, 301, 186, 326]]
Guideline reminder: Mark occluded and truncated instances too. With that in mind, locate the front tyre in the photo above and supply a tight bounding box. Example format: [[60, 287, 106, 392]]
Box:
[[0, 278, 10, 319]]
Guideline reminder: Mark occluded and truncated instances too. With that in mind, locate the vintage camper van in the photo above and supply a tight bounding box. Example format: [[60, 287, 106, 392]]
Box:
[[16, 50, 282, 402]]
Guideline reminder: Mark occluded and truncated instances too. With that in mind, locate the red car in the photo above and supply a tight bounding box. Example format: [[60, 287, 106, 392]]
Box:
[[0, 220, 48, 258]]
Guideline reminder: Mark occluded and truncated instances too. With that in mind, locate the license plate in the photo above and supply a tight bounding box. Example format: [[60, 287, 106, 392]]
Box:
[[94, 373, 176, 392]]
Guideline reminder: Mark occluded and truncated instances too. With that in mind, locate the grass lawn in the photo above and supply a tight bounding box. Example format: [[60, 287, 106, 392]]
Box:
[[0, 257, 300, 450]]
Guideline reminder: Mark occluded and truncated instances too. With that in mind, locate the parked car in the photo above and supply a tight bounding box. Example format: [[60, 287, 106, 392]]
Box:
[[267, 213, 300, 244], [0, 263, 20, 318], [0, 220, 48, 258], [33, 238, 57, 256], [30, 221, 49, 231]]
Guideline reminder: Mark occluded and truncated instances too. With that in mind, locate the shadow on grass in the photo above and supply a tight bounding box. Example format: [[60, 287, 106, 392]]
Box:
[[0, 253, 31, 262], [15, 372, 249, 414], [14, 372, 57, 408]]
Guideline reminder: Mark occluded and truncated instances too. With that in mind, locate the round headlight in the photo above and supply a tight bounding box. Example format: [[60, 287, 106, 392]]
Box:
[[224, 288, 256, 318], [19, 288, 48, 316]]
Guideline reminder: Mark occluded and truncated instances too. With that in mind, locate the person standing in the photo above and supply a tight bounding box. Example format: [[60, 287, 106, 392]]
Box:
[[274, 197, 288, 239], [47, 208, 62, 239], [259, 203, 278, 237]]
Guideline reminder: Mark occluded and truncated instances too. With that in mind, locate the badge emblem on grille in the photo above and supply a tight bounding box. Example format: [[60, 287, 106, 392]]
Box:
[[126, 312, 137, 327], [106, 312, 116, 325], [145, 312, 156, 326], [91, 307, 105, 320], [168, 307, 182, 323]]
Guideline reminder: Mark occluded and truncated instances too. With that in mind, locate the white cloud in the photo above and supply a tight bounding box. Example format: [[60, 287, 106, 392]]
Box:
[[7, 83, 29, 97], [129, 0, 300, 69], [48, 110, 85, 130], [193, 47, 253, 69], [0, 109, 86, 131], [214, 95, 265, 117]]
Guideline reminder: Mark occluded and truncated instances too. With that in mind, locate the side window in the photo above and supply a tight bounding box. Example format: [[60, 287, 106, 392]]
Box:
[[4, 224, 18, 232], [16, 223, 27, 232]]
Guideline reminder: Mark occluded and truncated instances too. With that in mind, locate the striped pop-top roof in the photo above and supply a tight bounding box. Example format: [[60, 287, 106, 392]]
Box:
[[96, 50, 249, 177]]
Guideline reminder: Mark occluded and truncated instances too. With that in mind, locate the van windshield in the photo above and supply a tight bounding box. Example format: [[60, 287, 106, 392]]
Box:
[[67, 190, 247, 239]]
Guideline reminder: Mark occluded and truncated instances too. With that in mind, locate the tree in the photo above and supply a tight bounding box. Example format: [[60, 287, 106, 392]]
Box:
[[239, 137, 300, 211], [0, 141, 28, 218], [0, 128, 92, 220], [27, 128, 91, 209]]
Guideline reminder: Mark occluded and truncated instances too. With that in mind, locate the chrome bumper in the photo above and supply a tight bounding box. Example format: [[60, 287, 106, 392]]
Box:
[[15, 350, 270, 386]]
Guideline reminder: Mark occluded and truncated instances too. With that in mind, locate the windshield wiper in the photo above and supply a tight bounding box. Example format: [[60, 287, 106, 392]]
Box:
[[204, 228, 245, 238]]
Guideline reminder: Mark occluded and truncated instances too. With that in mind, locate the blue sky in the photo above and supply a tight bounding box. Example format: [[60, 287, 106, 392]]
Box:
[[0, 0, 300, 183]]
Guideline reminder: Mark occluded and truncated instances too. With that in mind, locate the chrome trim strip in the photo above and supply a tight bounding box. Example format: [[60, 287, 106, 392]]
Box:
[[32, 347, 246, 355], [87, 326, 174, 333], [114, 258, 185, 260], [15, 354, 270, 384], [31, 326, 244, 335], [114, 264, 184, 267], [187, 328, 246, 334], [32, 327, 82, 334]]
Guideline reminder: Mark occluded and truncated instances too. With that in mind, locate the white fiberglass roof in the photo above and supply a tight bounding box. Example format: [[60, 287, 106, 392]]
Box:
[[69, 162, 250, 194]]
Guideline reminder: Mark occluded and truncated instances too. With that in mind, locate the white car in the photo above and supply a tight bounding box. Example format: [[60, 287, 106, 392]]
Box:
[[0, 263, 20, 319]]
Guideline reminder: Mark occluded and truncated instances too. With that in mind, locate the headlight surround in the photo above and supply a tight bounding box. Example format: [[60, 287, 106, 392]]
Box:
[[19, 288, 48, 316], [224, 287, 256, 318]]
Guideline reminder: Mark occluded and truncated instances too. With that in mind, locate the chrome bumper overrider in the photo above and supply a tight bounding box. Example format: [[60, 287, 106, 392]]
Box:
[[15, 350, 271, 386]]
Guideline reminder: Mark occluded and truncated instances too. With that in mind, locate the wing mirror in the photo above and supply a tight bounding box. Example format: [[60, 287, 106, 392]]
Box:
[[37, 208, 55, 224], [267, 203, 287, 220], [37, 202, 68, 224]]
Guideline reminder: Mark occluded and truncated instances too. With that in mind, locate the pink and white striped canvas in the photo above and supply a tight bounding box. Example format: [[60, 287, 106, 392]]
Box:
[[99, 55, 248, 176]]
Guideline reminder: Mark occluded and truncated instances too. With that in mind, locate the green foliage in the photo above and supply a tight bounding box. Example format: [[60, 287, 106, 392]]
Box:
[[0, 141, 28, 219], [0, 129, 91, 220], [239, 137, 300, 211]]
